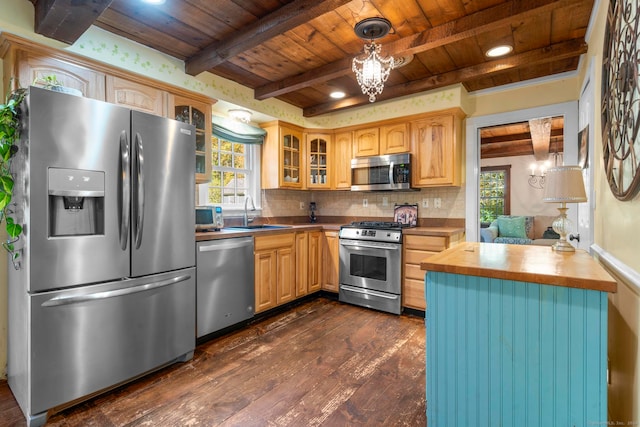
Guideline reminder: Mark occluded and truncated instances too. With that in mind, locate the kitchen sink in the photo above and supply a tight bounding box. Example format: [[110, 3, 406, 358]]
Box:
[[225, 224, 292, 230]]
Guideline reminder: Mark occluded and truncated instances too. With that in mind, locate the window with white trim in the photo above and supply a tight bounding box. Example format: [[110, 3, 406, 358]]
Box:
[[198, 135, 261, 213]]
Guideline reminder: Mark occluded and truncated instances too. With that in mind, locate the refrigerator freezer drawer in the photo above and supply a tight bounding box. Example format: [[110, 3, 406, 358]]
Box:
[[28, 268, 196, 414]]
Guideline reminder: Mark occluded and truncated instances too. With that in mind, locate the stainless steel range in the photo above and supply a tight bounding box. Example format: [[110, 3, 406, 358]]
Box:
[[338, 221, 403, 314]]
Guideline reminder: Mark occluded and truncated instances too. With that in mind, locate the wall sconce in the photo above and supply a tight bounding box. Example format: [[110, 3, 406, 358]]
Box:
[[352, 18, 395, 103], [528, 162, 549, 189]]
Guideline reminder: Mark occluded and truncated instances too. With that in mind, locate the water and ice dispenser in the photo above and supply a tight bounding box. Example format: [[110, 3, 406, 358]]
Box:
[[48, 168, 105, 237]]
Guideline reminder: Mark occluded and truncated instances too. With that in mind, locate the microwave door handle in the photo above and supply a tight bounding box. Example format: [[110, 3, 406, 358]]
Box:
[[388, 161, 394, 184], [119, 131, 130, 250], [134, 133, 145, 249]]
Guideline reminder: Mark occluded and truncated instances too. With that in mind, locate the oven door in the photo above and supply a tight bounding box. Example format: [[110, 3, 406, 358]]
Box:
[[339, 238, 402, 294]]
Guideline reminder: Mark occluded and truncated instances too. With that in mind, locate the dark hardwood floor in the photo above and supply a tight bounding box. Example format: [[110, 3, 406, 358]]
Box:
[[1, 298, 426, 426]]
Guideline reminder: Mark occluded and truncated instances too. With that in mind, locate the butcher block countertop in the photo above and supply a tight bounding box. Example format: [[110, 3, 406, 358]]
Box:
[[421, 242, 617, 293], [402, 226, 464, 237]]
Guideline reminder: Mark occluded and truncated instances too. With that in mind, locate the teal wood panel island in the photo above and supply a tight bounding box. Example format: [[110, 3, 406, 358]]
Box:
[[421, 242, 617, 427]]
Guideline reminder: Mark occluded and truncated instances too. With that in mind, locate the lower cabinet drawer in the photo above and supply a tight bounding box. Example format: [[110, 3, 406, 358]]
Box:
[[404, 249, 439, 265], [404, 235, 447, 251], [405, 263, 426, 280], [403, 277, 426, 310]]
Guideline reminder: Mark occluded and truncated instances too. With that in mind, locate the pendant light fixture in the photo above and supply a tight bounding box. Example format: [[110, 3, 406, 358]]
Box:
[[352, 17, 395, 103]]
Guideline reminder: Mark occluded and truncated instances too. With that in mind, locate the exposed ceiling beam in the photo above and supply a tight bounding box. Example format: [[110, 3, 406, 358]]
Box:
[[303, 38, 588, 117], [32, 0, 113, 45], [185, 0, 352, 76], [481, 138, 563, 159], [256, 0, 583, 100], [482, 129, 564, 146]]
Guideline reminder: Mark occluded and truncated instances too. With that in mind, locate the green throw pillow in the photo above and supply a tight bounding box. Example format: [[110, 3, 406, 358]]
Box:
[[497, 216, 527, 238]]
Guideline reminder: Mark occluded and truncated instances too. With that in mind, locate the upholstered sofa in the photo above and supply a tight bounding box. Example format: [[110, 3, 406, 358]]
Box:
[[480, 215, 559, 246]]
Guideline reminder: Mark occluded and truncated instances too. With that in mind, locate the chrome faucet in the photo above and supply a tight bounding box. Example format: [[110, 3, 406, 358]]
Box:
[[243, 195, 256, 227]]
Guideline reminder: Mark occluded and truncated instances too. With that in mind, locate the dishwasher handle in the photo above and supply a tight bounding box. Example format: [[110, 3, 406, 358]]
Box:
[[198, 237, 254, 252]]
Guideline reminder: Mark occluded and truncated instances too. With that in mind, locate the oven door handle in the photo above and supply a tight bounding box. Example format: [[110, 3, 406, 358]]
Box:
[[340, 285, 399, 300], [339, 239, 401, 251]]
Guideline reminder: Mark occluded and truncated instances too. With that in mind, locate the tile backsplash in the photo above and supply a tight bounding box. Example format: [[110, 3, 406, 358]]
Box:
[[261, 187, 465, 221]]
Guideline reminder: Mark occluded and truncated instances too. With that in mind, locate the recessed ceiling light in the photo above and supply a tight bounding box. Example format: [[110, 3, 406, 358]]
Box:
[[486, 45, 513, 58], [142, 0, 165, 4], [330, 91, 346, 99]]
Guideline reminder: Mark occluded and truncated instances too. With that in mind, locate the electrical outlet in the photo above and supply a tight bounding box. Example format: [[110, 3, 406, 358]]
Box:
[[422, 198, 429, 208], [362, 198, 368, 208], [434, 198, 442, 208], [299, 202, 305, 210], [382, 197, 388, 207]]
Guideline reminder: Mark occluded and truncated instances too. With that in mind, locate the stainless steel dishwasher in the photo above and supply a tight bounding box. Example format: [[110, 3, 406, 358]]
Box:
[[196, 237, 255, 338]]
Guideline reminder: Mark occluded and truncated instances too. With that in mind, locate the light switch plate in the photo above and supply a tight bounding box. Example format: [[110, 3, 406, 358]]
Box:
[[434, 198, 442, 208], [422, 198, 429, 208], [382, 197, 388, 207], [300, 202, 305, 210], [363, 198, 368, 207]]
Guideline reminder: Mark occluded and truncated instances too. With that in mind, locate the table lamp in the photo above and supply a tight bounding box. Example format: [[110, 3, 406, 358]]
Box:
[[542, 165, 587, 252]]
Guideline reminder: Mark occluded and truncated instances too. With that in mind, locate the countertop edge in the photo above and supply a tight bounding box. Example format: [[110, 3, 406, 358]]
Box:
[[196, 224, 339, 241], [402, 227, 465, 237], [420, 242, 618, 293]]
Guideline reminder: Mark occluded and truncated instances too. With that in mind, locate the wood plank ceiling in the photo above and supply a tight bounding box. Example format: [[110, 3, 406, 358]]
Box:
[[29, 0, 593, 118], [480, 117, 565, 159]]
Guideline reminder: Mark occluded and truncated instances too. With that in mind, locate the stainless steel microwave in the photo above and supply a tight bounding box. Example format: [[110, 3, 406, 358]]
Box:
[[351, 153, 412, 191]]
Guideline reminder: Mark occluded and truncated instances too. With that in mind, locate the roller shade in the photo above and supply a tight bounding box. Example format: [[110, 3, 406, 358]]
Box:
[[212, 115, 266, 144]]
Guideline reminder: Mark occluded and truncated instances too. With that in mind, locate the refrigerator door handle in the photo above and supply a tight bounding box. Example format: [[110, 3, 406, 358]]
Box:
[[41, 274, 192, 307], [119, 131, 131, 250], [134, 133, 145, 249]]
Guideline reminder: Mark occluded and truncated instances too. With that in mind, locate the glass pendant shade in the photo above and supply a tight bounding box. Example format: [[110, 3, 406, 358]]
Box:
[[352, 42, 394, 102]]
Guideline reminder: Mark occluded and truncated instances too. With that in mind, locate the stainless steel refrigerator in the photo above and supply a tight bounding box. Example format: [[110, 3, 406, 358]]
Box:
[[8, 86, 197, 426]]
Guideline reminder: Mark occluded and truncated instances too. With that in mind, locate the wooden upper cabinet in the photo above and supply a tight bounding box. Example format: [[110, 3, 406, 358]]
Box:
[[410, 110, 464, 187], [353, 127, 379, 157], [380, 123, 410, 154], [353, 123, 410, 157], [169, 95, 213, 184], [15, 51, 106, 100], [106, 76, 166, 116], [261, 121, 304, 189], [306, 132, 331, 189], [334, 131, 352, 190]]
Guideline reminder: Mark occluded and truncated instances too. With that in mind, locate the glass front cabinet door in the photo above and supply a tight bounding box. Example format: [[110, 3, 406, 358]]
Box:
[[306, 133, 331, 189], [261, 121, 304, 189], [171, 95, 213, 184]]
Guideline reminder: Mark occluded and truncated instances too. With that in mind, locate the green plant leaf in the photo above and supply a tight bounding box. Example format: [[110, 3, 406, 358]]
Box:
[[0, 175, 14, 192], [6, 217, 22, 238], [0, 191, 10, 211]]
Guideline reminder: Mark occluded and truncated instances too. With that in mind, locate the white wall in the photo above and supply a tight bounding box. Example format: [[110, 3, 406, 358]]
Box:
[[481, 155, 559, 217]]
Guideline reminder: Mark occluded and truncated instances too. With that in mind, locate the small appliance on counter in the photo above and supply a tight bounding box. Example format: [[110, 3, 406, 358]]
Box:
[[196, 206, 224, 231], [309, 202, 317, 223]]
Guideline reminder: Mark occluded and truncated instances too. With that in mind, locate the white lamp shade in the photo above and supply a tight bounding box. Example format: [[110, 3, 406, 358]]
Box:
[[543, 165, 587, 203]]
